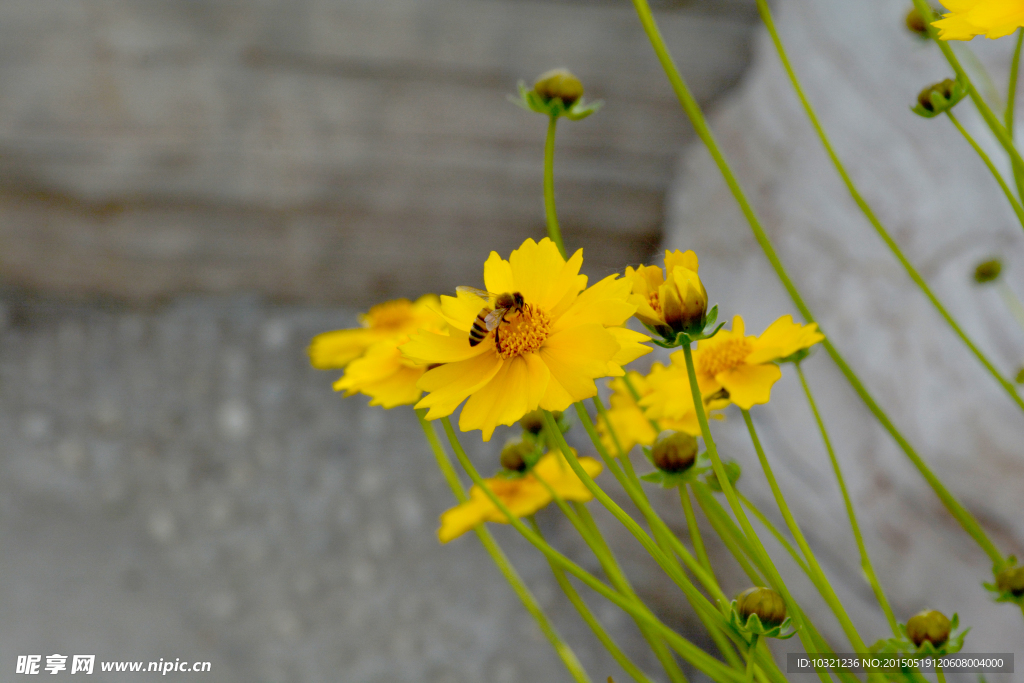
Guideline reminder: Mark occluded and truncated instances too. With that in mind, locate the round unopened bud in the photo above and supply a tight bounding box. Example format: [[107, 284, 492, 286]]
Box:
[[917, 79, 955, 113], [905, 7, 927, 35], [652, 432, 698, 473], [736, 587, 787, 627], [906, 610, 951, 648], [519, 410, 561, 435], [996, 565, 1024, 597], [500, 441, 534, 472], [974, 259, 1002, 284], [533, 69, 584, 106]]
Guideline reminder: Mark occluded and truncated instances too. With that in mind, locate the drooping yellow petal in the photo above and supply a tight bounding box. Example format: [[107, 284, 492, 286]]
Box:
[[401, 328, 490, 365], [607, 327, 652, 368], [716, 363, 782, 410], [333, 341, 425, 408], [746, 315, 824, 364], [538, 324, 621, 409], [459, 354, 550, 441], [933, 0, 1024, 39], [415, 352, 504, 418]]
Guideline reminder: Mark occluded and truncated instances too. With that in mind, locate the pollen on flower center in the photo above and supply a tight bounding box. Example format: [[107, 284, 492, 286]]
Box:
[[698, 337, 753, 377], [647, 291, 662, 314], [496, 306, 552, 360]]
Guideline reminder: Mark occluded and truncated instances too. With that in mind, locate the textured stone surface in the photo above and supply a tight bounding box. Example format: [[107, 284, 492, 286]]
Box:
[[665, 0, 1024, 663], [0, 0, 756, 307]]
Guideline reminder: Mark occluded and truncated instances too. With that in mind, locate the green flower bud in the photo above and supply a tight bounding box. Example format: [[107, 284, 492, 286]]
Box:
[[706, 461, 741, 492], [905, 7, 927, 35], [651, 432, 698, 473], [736, 587, 787, 628], [974, 258, 1002, 284], [533, 69, 584, 106], [519, 410, 561, 435], [906, 610, 951, 648], [912, 78, 965, 118], [500, 441, 534, 472], [996, 565, 1024, 597]]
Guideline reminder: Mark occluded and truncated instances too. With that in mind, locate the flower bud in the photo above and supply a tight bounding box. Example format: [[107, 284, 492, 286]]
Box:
[[706, 461, 741, 492], [500, 441, 534, 472], [651, 432, 698, 473], [906, 610, 951, 648], [736, 587, 787, 627], [913, 78, 964, 117], [659, 265, 708, 336], [533, 69, 584, 106], [520, 410, 561, 435], [974, 258, 1002, 284], [996, 565, 1024, 597], [905, 7, 928, 35]]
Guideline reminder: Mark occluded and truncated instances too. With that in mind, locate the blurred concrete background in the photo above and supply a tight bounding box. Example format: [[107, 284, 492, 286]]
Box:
[[0, 0, 761, 681]]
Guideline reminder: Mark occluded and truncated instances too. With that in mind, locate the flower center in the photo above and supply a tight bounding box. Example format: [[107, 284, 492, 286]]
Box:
[[647, 291, 662, 315], [697, 337, 753, 377], [495, 306, 552, 360]]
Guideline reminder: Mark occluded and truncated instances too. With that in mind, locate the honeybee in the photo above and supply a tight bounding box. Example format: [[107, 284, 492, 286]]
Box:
[[456, 287, 528, 347]]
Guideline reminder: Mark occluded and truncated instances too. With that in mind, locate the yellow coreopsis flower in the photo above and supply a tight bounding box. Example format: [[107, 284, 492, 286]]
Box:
[[932, 0, 1024, 40], [309, 295, 442, 370], [598, 372, 659, 454], [401, 238, 651, 440], [310, 295, 446, 408], [682, 315, 824, 410], [639, 361, 730, 434], [625, 249, 708, 338], [438, 451, 603, 543]]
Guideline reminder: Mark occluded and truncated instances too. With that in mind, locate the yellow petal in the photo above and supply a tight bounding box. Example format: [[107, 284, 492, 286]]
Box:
[[663, 249, 699, 274], [607, 327, 652, 367], [483, 250, 516, 294], [747, 315, 824, 364], [415, 352, 504, 418], [552, 274, 636, 332], [308, 328, 381, 369], [438, 495, 492, 543], [459, 353, 551, 441], [717, 363, 782, 410], [401, 328, 490, 364], [538, 324, 620, 408]]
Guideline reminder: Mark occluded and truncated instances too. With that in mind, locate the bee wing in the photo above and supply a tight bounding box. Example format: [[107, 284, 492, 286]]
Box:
[[456, 286, 494, 303], [483, 308, 506, 331]]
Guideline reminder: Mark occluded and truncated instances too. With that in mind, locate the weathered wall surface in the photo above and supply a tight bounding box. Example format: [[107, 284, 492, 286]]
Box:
[[665, 0, 1024, 659], [0, 0, 755, 306]]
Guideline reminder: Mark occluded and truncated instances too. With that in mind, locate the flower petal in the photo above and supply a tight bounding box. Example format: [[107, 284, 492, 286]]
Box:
[[717, 363, 782, 410], [415, 352, 504, 418], [538, 324, 620, 409], [459, 354, 550, 441], [401, 328, 491, 364]]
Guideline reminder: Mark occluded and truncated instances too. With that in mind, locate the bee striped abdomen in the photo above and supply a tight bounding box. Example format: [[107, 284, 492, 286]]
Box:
[[469, 310, 492, 346]]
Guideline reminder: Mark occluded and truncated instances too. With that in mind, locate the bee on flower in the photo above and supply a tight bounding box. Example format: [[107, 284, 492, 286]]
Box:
[[308, 295, 447, 408], [401, 237, 650, 440]]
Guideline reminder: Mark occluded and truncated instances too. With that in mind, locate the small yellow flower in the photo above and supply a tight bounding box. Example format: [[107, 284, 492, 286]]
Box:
[[311, 295, 446, 408], [402, 238, 650, 441], [638, 362, 729, 434], [625, 250, 708, 338], [598, 372, 659, 454], [309, 296, 442, 370], [438, 451, 603, 543], [685, 315, 824, 410], [932, 0, 1024, 40]]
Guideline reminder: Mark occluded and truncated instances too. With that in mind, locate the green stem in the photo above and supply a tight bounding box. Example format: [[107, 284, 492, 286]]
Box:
[[744, 635, 759, 683], [681, 484, 715, 582], [677, 344, 831, 683], [1007, 29, 1024, 138], [742, 409, 869, 654], [913, 0, 1024, 202], [631, 0, 1004, 567], [438, 417, 746, 683], [754, 0, 1024, 410], [737, 493, 809, 575], [935, 663, 947, 683], [796, 364, 900, 637], [415, 411, 591, 683], [528, 517, 656, 683], [997, 279, 1024, 334], [543, 114, 567, 258], [948, 110, 1024, 235]]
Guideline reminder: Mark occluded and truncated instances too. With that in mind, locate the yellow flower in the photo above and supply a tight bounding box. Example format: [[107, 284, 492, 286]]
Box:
[[932, 0, 1024, 40], [598, 372, 658, 454], [624, 250, 708, 338], [402, 238, 650, 440], [438, 451, 602, 543], [639, 361, 730, 433], [309, 295, 442, 370], [311, 295, 446, 408], [685, 315, 824, 410]]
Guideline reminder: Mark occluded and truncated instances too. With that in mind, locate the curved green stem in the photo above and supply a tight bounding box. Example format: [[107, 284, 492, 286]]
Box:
[[631, 0, 1004, 567], [741, 409, 869, 654], [543, 115, 567, 258], [1007, 29, 1024, 138], [754, 0, 1024, 411], [947, 110, 1024, 235], [528, 517, 656, 683], [796, 364, 900, 637], [681, 484, 715, 582], [737, 492, 808, 575], [744, 635, 759, 683], [415, 411, 591, 683], [677, 344, 830, 683], [438, 417, 746, 683]]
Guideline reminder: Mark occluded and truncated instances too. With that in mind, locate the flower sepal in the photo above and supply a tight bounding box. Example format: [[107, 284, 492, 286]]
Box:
[[874, 612, 968, 656], [703, 461, 742, 492], [510, 76, 602, 121], [649, 305, 724, 348], [911, 78, 965, 118], [726, 597, 797, 641], [640, 452, 710, 488]]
